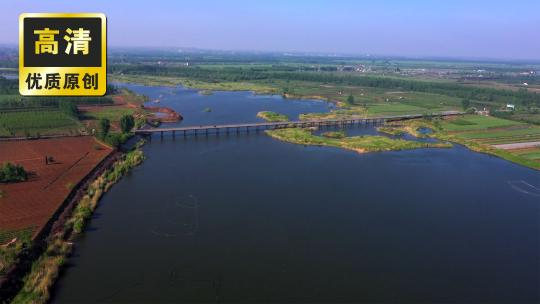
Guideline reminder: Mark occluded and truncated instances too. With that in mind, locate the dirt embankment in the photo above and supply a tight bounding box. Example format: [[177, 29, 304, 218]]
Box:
[[143, 106, 183, 123]]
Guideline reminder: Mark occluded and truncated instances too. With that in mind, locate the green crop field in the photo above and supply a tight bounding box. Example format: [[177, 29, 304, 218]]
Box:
[[514, 150, 540, 160], [366, 103, 428, 116], [456, 127, 540, 139], [82, 107, 135, 121], [0, 110, 81, 136], [441, 115, 523, 131]]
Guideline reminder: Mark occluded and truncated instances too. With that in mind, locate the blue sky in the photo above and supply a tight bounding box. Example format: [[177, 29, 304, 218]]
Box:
[[2, 0, 539, 60]]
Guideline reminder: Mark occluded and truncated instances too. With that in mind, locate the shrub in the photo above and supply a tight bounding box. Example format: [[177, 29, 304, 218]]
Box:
[[134, 117, 146, 129], [58, 100, 78, 117], [0, 162, 27, 183], [347, 94, 355, 104], [99, 118, 110, 137], [119, 115, 134, 133], [462, 99, 470, 110], [102, 132, 131, 147]]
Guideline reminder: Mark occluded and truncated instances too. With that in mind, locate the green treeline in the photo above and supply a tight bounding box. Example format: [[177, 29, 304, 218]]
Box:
[[109, 65, 540, 107], [0, 77, 115, 109]]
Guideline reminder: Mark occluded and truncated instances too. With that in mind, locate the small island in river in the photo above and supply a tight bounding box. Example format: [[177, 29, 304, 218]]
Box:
[[257, 111, 289, 122], [266, 128, 452, 154]]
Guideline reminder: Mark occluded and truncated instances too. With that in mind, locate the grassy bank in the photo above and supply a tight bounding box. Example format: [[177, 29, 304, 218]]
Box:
[[257, 111, 289, 122], [383, 116, 540, 170], [376, 126, 406, 136], [321, 130, 346, 138], [109, 74, 468, 119], [266, 128, 451, 154], [110, 74, 277, 95], [11, 146, 145, 304]]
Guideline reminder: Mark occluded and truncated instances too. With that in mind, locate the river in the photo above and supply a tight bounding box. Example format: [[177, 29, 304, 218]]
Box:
[[51, 85, 540, 303]]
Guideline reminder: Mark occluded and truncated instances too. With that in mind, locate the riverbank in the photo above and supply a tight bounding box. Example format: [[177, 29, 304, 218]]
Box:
[[110, 74, 278, 96], [112, 79, 539, 172], [266, 128, 452, 154], [381, 118, 540, 170], [143, 105, 183, 123], [109, 74, 351, 110], [8, 144, 145, 304]]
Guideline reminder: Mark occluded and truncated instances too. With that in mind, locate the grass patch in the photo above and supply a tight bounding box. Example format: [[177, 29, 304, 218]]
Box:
[[448, 118, 477, 126], [300, 108, 366, 120], [377, 126, 406, 136], [110, 74, 277, 94], [0, 228, 34, 278], [83, 107, 135, 122], [322, 130, 346, 138], [512, 148, 540, 160], [518, 151, 540, 160], [257, 111, 289, 122], [266, 128, 451, 153]]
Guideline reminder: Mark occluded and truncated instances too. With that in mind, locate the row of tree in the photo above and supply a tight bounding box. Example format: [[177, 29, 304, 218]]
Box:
[[97, 114, 135, 147], [109, 65, 540, 107]]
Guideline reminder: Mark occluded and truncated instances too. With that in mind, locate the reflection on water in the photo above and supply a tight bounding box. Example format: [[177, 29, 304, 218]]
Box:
[[52, 85, 540, 304]]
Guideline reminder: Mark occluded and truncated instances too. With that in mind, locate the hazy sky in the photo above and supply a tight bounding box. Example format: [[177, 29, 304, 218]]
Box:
[[2, 0, 539, 60]]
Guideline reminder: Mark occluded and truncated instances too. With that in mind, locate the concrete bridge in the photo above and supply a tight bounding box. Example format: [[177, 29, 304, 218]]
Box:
[[135, 111, 462, 137]]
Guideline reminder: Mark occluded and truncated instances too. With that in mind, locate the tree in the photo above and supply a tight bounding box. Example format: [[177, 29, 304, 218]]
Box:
[[99, 118, 110, 137], [58, 100, 78, 117], [119, 115, 134, 133], [0, 162, 27, 183], [461, 99, 470, 110], [347, 94, 355, 104]]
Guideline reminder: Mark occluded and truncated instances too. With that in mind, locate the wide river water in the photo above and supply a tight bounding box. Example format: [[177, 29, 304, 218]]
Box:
[[52, 85, 540, 303]]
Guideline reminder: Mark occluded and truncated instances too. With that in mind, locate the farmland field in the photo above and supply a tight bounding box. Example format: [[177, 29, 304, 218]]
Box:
[[0, 137, 112, 242], [0, 110, 81, 137], [81, 107, 135, 122], [441, 115, 523, 131], [511, 147, 540, 161]]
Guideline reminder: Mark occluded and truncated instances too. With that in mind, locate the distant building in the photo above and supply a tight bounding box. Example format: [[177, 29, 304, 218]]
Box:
[[506, 104, 515, 111], [476, 107, 489, 116], [338, 65, 355, 72]]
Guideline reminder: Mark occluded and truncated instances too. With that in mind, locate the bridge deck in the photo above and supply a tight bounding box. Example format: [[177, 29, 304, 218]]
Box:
[[135, 111, 461, 134]]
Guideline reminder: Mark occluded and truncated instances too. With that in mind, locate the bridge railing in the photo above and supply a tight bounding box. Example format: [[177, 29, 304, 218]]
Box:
[[135, 111, 463, 135]]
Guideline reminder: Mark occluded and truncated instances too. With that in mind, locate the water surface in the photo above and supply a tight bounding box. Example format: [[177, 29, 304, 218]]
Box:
[[52, 85, 540, 303]]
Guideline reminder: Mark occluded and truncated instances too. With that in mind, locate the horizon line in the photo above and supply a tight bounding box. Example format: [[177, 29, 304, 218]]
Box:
[[1, 42, 539, 64]]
